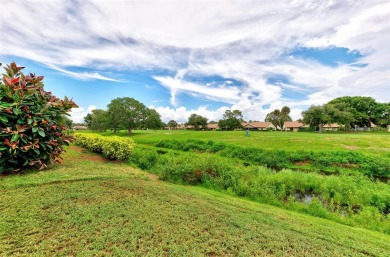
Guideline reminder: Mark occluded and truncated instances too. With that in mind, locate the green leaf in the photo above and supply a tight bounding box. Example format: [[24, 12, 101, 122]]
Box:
[[27, 118, 33, 124], [20, 137, 28, 144], [38, 130, 45, 137], [32, 127, 38, 133], [11, 134, 20, 142], [13, 108, 21, 115], [0, 116, 8, 123], [0, 147, 7, 151]]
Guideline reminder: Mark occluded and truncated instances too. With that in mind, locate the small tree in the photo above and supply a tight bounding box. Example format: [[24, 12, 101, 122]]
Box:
[[0, 62, 78, 174], [265, 106, 292, 130], [218, 110, 243, 130]]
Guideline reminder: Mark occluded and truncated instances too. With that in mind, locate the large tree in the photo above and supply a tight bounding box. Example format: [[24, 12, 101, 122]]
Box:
[[327, 96, 387, 128], [376, 102, 390, 127], [143, 108, 163, 130], [325, 103, 355, 131], [265, 106, 292, 130], [107, 97, 147, 134], [186, 114, 208, 130], [218, 109, 243, 130], [302, 105, 330, 132]]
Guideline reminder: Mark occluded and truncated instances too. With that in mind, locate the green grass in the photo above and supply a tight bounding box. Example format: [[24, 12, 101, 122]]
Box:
[[1, 146, 389, 256], [101, 130, 390, 157]]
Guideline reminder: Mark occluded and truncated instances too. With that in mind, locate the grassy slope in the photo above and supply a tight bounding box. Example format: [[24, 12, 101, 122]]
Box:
[[1, 147, 389, 256]]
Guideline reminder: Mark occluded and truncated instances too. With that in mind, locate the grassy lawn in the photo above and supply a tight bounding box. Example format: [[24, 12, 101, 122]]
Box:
[[102, 130, 390, 157], [1, 146, 389, 256]]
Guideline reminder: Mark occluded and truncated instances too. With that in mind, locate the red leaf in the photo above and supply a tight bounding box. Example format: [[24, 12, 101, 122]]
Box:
[[2, 77, 12, 86], [11, 78, 20, 84]]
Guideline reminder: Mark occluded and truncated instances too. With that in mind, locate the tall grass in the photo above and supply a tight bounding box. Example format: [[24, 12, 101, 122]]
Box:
[[129, 146, 390, 234], [137, 139, 390, 178]]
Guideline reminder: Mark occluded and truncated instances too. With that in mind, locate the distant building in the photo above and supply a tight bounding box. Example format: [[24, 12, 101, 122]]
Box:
[[73, 125, 88, 130], [178, 124, 194, 130], [242, 122, 276, 131], [207, 123, 219, 130], [284, 122, 304, 132], [323, 123, 340, 131]]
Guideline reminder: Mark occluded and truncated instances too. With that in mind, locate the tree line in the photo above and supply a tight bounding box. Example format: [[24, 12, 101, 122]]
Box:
[[84, 96, 390, 132]]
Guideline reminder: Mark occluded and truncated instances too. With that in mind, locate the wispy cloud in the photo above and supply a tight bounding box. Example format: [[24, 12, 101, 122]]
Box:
[[47, 64, 124, 82]]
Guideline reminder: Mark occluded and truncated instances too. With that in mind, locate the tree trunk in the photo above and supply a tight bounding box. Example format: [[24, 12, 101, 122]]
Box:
[[128, 128, 132, 135]]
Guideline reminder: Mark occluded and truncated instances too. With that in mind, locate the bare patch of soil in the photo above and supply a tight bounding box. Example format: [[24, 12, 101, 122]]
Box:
[[147, 173, 159, 181], [295, 160, 311, 166], [70, 145, 107, 162], [342, 145, 360, 150]]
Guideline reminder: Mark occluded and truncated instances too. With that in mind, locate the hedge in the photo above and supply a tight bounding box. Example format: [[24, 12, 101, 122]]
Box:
[[74, 133, 135, 160]]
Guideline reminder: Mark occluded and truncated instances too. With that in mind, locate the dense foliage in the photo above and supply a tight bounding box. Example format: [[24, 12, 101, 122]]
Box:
[[302, 97, 390, 131], [74, 133, 135, 160], [0, 62, 78, 174], [85, 109, 109, 131], [85, 97, 163, 133]]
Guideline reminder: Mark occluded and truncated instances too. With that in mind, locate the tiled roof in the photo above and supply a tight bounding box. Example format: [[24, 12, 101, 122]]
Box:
[[207, 123, 218, 129], [323, 123, 340, 128], [243, 122, 274, 128], [284, 122, 304, 128]]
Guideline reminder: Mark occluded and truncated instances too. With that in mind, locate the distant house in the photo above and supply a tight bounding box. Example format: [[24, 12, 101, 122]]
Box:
[[178, 124, 194, 130], [242, 122, 276, 131], [207, 123, 219, 131], [284, 121, 304, 132], [354, 122, 377, 131], [323, 123, 340, 131], [73, 125, 88, 130]]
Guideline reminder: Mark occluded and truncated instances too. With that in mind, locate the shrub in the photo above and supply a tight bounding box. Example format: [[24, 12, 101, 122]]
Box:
[[0, 63, 78, 174], [129, 146, 158, 170], [74, 133, 135, 160]]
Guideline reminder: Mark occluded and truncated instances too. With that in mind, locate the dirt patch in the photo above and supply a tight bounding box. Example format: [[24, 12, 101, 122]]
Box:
[[340, 163, 359, 168], [69, 145, 107, 162], [295, 160, 311, 166], [342, 144, 360, 150], [368, 147, 390, 151], [147, 173, 159, 181]]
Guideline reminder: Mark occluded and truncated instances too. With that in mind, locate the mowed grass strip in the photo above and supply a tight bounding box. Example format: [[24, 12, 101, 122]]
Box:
[[0, 147, 389, 256], [121, 130, 390, 156]]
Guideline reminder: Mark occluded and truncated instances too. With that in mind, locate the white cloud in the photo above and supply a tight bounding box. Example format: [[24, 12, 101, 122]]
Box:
[[0, 0, 389, 119], [151, 106, 229, 124], [69, 105, 96, 123]]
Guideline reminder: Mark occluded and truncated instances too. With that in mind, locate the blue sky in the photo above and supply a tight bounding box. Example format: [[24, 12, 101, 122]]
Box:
[[1, 0, 389, 123]]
